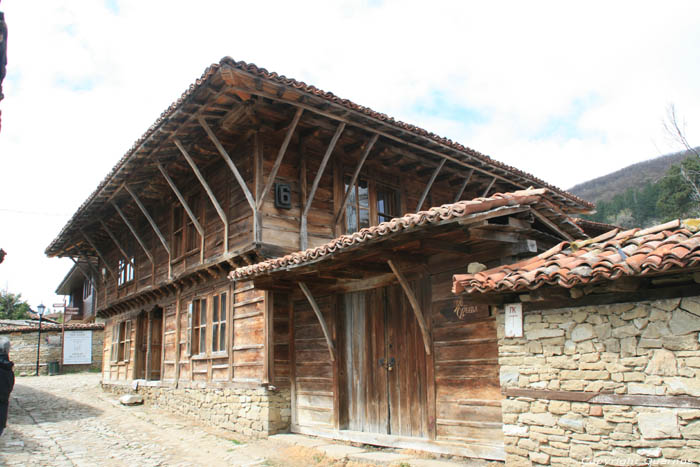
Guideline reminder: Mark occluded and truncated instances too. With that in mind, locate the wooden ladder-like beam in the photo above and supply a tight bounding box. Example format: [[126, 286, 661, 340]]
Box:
[[301, 122, 345, 250], [110, 201, 155, 265], [387, 260, 432, 355], [174, 138, 229, 253], [298, 282, 336, 362]]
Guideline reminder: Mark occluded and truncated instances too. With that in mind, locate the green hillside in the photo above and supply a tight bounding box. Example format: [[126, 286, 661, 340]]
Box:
[[568, 149, 700, 228]]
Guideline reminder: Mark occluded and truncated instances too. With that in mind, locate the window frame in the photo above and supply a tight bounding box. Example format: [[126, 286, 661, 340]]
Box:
[[117, 257, 135, 287], [210, 291, 228, 355], [342, 173, 400, 234], [111, 320, 131, 364], [188, 297, 207, 357]]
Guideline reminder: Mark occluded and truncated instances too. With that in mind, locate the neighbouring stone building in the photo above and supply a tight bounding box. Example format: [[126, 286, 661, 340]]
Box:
[[454, 218, 700, 465], [0, 323, 104, 375]]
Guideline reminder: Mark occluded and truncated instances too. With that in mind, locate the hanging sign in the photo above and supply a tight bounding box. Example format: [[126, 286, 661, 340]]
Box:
[[63, 330, 93, 365], [505, 303, 523, 338]]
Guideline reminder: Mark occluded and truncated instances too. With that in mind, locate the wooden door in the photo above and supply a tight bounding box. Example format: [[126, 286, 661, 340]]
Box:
[[135, 313, 147, 380], [150, 308, 163, 381], [342, 284, 428, 438]]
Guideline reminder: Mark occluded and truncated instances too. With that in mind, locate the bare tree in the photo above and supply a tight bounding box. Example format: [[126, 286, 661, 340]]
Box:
[[663, 104, 700, 203]]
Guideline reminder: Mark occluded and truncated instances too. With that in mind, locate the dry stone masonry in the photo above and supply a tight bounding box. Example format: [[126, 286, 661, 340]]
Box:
[[498, 296, 700, 466]]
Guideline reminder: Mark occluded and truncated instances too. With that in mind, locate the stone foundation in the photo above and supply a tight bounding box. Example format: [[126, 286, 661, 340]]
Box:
[[498, 296, 700, 465], [102, 381, 291, 437]]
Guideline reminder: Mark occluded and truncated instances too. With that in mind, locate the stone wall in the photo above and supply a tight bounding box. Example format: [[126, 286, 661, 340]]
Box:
[[498, 296, 700, 465], [3, 328, 104, 375], [102, 381, 291, 437]]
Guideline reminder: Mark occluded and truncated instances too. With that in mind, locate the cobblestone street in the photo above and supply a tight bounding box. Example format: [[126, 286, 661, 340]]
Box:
[[0, 373, 486, 467]]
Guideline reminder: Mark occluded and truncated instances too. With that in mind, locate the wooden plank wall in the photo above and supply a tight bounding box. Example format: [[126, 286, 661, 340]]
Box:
[[272, 292, 291, 388], [430, 267, 503, 446], [293, 295, 335, 429], [232, 281, 265, 383], [162, 301, 178, 381]]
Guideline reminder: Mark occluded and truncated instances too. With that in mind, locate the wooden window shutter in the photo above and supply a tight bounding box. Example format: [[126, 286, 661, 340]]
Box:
[[111, 324, 118, 363], [187, 302, 193, 356], [124, 320, 132, 362]]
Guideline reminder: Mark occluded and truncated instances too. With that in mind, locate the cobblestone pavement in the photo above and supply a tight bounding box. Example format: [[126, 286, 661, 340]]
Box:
[[0, 373, 494, 466]]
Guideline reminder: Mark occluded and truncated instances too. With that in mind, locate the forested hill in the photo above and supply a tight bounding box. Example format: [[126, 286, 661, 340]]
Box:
[[567, 148, 700, 229], [569, 150, 689, 204]]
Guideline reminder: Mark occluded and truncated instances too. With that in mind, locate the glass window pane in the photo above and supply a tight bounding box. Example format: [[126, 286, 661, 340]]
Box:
[[220, 294, 227, 323], [212, 324, 218, 351], [220, 322, 226, 352], [358, 179, 369, 208], [213, 298, 218, 323], [359, 208, 370, 229], [346, 205, 358, 234]]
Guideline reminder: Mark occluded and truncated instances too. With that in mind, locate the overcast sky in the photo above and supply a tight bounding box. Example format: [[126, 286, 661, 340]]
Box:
[[1, 1, 699, 311]]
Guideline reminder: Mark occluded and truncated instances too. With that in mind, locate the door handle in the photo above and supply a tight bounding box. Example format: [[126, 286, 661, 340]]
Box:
[[379, 357, 395, 371]]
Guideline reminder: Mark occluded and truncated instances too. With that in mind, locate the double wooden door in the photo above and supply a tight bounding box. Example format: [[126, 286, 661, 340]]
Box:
[[341, 284, 429, 438]]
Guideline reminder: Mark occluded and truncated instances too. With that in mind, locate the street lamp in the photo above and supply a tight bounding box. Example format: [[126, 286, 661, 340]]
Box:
[[36, 303, 46, 376]]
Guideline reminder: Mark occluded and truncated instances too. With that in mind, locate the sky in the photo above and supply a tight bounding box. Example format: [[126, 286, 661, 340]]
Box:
[[1, 0, 700, 311]]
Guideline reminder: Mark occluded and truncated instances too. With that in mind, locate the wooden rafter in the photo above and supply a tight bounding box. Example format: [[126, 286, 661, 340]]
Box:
[[99, 220, 134, 268], [531, 208, 575, 241], [333, 133, 380, 226], [416, 158, 446, 211], [298, 281, 336, 362], [257, 107, 304, 210], [156, 162, 205, 262], [174, 137, 229, 252], [453, 169, 474, 203], [197, 116, 256, 212], [69, 257, 99, 292], [110, 201, 155, 265], [125, 185, 171, 257], [79, 228, 117, 280], [386, 260, 432, 355], [482, 177, 497, 198], [301, 122, 345, 250]]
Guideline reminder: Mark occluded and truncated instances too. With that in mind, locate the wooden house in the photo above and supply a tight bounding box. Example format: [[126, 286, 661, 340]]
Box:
[[55, 261, 97, 323], [44, 57, 592, 458]]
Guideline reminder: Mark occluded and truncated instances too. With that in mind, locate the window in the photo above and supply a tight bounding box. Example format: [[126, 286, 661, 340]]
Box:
[[344, 175, 399, 233], [82, 278, 92, 300], [173, 193, 203, 258], [188, 298, 207, 355], [117, 258, 134, 286], [211, 292, 227, 353], [111, 320, 131, 363]]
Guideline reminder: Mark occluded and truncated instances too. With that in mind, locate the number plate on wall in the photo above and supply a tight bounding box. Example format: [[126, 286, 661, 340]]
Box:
[[274, 183, 292, 209]]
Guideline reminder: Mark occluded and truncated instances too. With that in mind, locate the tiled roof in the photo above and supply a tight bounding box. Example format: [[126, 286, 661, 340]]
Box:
[[0, 322, 104, 334], [571, 218, 620, 238], [46, 56, 592, 257], [231, 188, 584, 281], [453, 219, 700, 294]]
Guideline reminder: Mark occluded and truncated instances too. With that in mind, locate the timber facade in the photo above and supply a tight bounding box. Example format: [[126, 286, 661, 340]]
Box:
[[45, 57, 592, 460]]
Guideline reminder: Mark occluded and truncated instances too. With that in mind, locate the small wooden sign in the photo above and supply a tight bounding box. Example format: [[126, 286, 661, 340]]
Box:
[[453, 299, 489, 320], [505, 303, 523, 338]]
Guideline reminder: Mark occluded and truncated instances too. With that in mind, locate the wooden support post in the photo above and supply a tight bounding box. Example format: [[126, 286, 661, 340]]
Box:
[[333, 133, 380, 226], [416, 158, 446, 211], [110, 201, 155, 265], [482, 177, 496, 198], [257, 107, 304, 210], [263, 291, 274, 385], [79, 228, 117, 280], [453, 169, 474, 203], [174, 286, 181, 384], [301, 122, 345, 250], [254, 133, 263, 244], [157, 162, 205, 262], [289, 296, 297, 427], [174, 138, 229, 252], [99, 220, 134, 268], [146, 310, 153, 380], [386, 260, 432, 355], [299, 136, 308, 250], [298, 282, 336, 362], [198, 116, 256, 211], [531, 208, 575, 241]]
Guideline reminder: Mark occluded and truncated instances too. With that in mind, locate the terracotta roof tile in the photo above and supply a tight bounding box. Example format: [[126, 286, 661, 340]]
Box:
[[231, 188, 584, 281], [453, 219, 700, 294]]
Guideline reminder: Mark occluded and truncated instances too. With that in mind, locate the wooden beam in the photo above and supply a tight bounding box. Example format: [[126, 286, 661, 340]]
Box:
[[416, 158, 445, 211], [257, 107, 304, 210], [298, 282, 336, 362], [124, 185, 171, 257], [482, 177, 496, 197], [98, 220, 134, 268], [197, 116, 256, 211], [174, 138, 229, 252], [156, 162, 205, 262], [301, 122, 345, 250], [531, 208, 575, 241], [79, 228, 117, 280], [254, 133, 263, 244], [110, 201, 155, 265], [387, 260, 431, 355], [453, 169, 474, 203], [69, 257, 99, 294], [333, 133, 380, 226]]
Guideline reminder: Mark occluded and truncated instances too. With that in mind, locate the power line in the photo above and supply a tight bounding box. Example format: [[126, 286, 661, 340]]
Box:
[[0, 208, 70, 217]]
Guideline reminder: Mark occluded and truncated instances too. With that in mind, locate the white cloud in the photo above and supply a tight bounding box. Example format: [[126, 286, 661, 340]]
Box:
[[1, 0, 700, 307]]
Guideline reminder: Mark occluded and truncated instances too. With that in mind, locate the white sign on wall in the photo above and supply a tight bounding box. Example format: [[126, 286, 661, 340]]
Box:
[[63, 330, 93, 365], [505, 303, 523, 338]]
